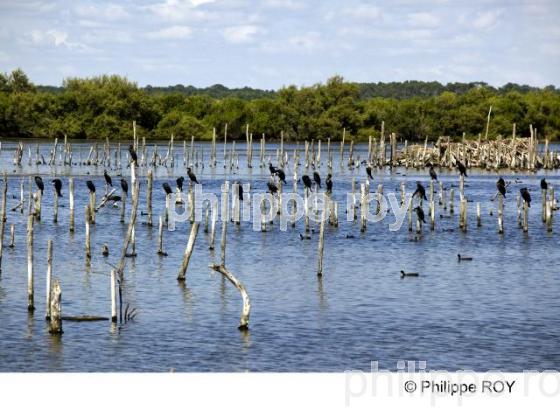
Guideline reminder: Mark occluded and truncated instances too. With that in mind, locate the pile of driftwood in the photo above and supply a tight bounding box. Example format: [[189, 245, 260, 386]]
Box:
[[399, 125, 558, 170]]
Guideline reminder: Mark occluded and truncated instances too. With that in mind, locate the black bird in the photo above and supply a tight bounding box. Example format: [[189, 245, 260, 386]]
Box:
[[415, 206, 426, 223], [366, 166, 373, 180], [302, 175, 313, 190], [51, 179, 63, 197], [268, 163, 277, 175], [238, 183, 244, 201], [497, 177, 506, 197], [176, 176, 185, 192], [313, 171, 321, 188], [187, 167, 199, 184], [162, 182, 173, 195], [104, 170, 112, 187], [520, 188, 531, 207], [326, 174, 333, 194], [107, 194, 122, 202], [429, 165, 437, 181], [267, 181, 278, 195], [413, 182, 427, 200], [276, 169, 286, 184], [456, 159, 468, 177], [34, 176, 44, 193], [120, 179, 128, 196], [86, 180, 96, 194], [541, 178, 548, 191], [128, 144, 137, 163]]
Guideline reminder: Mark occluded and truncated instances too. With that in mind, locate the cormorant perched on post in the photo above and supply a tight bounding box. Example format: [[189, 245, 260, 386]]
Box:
[[128, 144, 137, 163], [276, 169, 286, 184], [497, 177, 506, 197], [34, 176, 44, 193], [415, 206, 426, 223], [520, 188, 531, 207], [120, 178, 128, 196], [176, 176, 185, 192], [237, 183, 244, 201], [413, 182, 427, 200], [104, 170, 113, 187], [429, 165, 438, 181], [187, 167, 199, 184], [456, 159, 468, 177], [313, 171, 321, 188], [86, 180, 96, 194], [326, 174, 333, 194], [162, 182, 173, 195], [52, 179, 63, 197], [302, 175, 313, 191], [366, 166, 373, 180], [541, 178, 548, 190], [267, 181, 278, 195], [268, 163, 277, 175]]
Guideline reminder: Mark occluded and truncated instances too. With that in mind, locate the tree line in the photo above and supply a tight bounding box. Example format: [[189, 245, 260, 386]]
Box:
[[1, 68, 559, 141]]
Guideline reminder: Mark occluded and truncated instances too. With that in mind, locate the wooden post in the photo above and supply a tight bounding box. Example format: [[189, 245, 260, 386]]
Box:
[[0, 173, 7, 274], [449, 188, 455, 214], [85, 206, 91, 259], [220, 204, 228, 266], [45, 239, 53, 320], [523, 200, 529, 233], [111, 269, 117, 322], [27, 215, 34, 312], [476, 202, 481, 227], [117, 181, 140, 277], [209, 264, 251, 329], [408, 197, 413, 232], [147, 169, 153, 226], [177, 222, 199, 281], [8, 224, 14, 248], [34, 190, 42, 222], [209, 200, 218, 250], [542, 188, 547, 223], [498, 193, 504, 234], [53, 186, 59, 223], [69, 178, 75, 232], [517, 193, 522, 227], [89, 191, 96, 224], [157, 215, 167, 256], [546, 197, 553, 232], [317, 212, 325, 276], [48, 280, 62, 334], [360, 183, 367, 233], [120, 187, 127, 223]]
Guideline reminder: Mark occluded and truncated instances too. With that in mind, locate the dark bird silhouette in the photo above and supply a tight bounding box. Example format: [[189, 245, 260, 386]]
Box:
[[326, 174, 333, 194], [276, 169, 286, 184], [520, 187, 531, 207], [400, 270, 419, 277], [267, 181, 278, 195], [34, 176, 44, 193], [429, 165, 438, 181], [313, 171, 321, 188], [366, 166, 373, 180], [541, 178, 548, 190], [497, 177, 506, 197], [456, 159, 468, 177], [176, 176, 185, 192], [162, 182, 173, 195], [415, 206, 426, 223], [413, 182, 427, 200], [187, 167, 199, 184], [120, 179, 128, 196], [104, 170, 112, 187], [108, 194, 122, 202], [51, 179, 63, 197], [128, 144, 137, 163], [268, 163, 277, 175], [457, 253, 473, 261], [238, 183, 244, 201], [302, 175, 313, 190], [86, 180, 96, 194]]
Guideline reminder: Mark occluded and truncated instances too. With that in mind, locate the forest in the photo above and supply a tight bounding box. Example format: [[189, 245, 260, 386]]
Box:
[[1, 68, 559, 142]]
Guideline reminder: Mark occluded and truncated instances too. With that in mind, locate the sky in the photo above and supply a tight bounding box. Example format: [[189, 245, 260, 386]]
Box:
[[0, 0, 559, 89]]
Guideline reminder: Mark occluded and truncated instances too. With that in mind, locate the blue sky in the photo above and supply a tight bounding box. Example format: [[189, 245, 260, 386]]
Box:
[[0, 0, 559, 88]]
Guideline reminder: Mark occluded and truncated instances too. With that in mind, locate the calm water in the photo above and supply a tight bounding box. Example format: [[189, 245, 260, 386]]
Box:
[[0, 140, 559, 372]]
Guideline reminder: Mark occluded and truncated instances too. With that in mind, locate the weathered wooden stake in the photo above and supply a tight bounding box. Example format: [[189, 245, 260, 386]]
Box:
[[27, 215, 34, 312], [157, 215, 167, 256], [85, 205, 91, 259], [209, 263, 251, 330], [69, 178, 75, 232], [111, 269, 117, 322], [317, 212, 325, 276], [45, 239, 53, 320], [48, 280, 62, 334], [209, 200, 218, 250], [476, 202, 481, 227], [177, 222, 199, 281], [147, 169, 153, 226], [498, 193, 504, 234], [8, 224, 14, 248], [0, 173, 7, 273]]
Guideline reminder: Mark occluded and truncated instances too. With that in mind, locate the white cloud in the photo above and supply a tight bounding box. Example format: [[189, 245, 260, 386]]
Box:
[[262, 0, 305, 10], [75, 3, 130, 21], [28, 29, 95, 51], [408, 12, 440, 28], [148, 0, 214, 22], [342, 4, 382, 20], [472, 10, 501, 30], [147, 25, 193, 40], [223, 25, 261, 44]]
